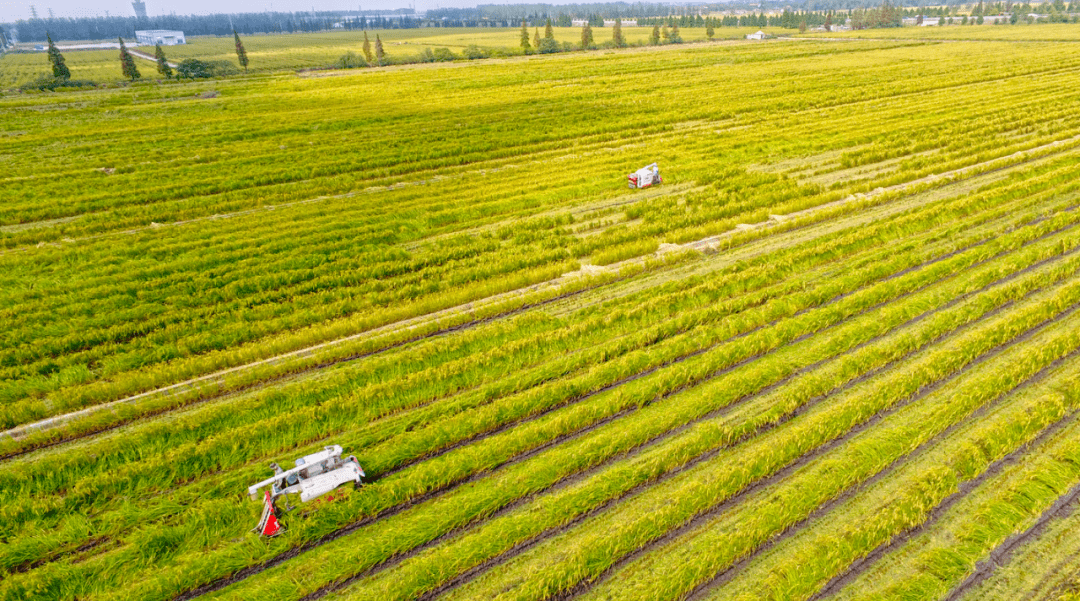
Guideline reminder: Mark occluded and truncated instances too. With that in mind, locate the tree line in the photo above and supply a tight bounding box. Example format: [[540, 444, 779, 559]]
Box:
[[30, 30, 249, 89], [11, 12, 422, 43]]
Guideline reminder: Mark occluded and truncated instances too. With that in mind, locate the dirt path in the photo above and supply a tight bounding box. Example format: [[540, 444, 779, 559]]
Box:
[[127, 48, 178, 69]]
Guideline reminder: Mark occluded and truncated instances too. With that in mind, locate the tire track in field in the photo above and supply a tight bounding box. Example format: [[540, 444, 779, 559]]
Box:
[[942, 474, 1080, 601], [222, 218, 1080, 601], [553, 292, 1080, 601], [697, 350, 1080, 601], [1014, 528, 1080, 601], [8, 537, 110, 575]]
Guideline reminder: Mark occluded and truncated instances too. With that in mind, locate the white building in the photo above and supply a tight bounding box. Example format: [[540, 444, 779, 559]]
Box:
[[603, 19, 637, 26], [571, 19, 589, 26], [746, 30, 766, 39], [135, 30, 186, 46]]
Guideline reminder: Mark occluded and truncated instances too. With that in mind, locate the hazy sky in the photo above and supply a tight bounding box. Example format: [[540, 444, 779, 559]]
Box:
[[0, 0, 483, 23]]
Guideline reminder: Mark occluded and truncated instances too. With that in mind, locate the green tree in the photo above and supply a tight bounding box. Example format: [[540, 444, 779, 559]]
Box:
[[706, 23, 715, 39], [669, 24, 682, 43], [520, 20, 531, 52], [537, 37, 559, 53], [362, 32, 373, 63], [234, 30, 249, 72], [375, 34, 385, 65], [825, 12, 833, 30], [533, 27, 540, 50], [581, 23, 594, 48], [46, 33, 70, 80], [154, 43, 172, 78], [334, 51, 367, 68], [650, 24, 660, 44], [612, 17, 625, 47], [544, 17, 554, 39], [118, 37, 140, 81], [661, 24, 670, 42]]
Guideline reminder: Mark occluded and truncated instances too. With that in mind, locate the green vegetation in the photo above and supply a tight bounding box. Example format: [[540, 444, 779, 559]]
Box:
[[4, 28, 1080, 601]]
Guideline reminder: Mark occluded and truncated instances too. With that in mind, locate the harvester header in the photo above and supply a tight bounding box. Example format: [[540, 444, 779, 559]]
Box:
[[247, 445, 365, 537]]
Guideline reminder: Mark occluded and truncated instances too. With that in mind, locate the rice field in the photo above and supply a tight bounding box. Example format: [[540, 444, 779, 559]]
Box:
[[4, 31, 1080, 601]]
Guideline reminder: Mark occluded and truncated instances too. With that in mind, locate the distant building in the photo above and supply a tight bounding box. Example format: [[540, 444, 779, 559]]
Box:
[[603, 19, 637, 26], [135, 30, 185, 45], [571, 19, 588, 26], [746, 30, 766, 39], [132, 0, 147, 19], [903, 16, 941, 25]]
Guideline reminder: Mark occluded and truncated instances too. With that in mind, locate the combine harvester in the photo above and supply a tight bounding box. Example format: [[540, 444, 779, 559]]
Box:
[[248, 445, 365, 537], [628, 163, 662, 189]]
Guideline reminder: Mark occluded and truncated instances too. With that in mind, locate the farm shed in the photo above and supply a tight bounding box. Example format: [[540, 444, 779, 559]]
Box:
[[135, 30, 186, 46]]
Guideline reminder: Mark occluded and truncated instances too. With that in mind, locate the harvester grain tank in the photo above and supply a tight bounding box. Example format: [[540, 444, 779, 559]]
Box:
[[247, 445, 364, 537], [628, 163, 662, 189]]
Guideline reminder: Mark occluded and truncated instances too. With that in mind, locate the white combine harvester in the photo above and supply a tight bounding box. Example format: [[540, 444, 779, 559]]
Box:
[[248, 445, 365, 537], [628, 163, 662, 189]]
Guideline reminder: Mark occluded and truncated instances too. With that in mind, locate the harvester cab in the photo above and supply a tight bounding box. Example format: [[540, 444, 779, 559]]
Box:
[[628, 163, 662, 189], [247, 444, 365, 537]]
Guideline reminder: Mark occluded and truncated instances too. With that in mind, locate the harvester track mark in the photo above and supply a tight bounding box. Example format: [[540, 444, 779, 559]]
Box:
[[708, 357, 1080, 601], [557, 298, 1080, 601], [942, 473, 1080, 601]]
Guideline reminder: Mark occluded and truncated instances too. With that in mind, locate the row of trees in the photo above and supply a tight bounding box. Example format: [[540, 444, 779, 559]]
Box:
[[36, 29, 249, 88], [12, 0, 1079, 43], [640, 11, 837, 29], [332, 31, 388, 67]]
